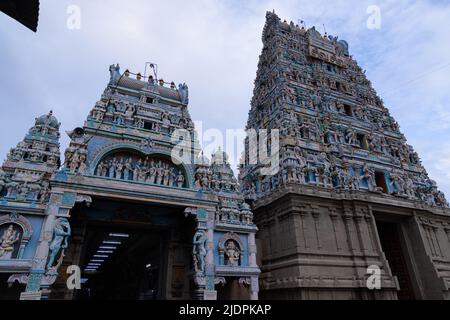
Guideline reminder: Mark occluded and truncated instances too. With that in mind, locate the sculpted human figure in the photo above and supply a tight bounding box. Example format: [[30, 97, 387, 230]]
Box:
[[163, 163, 171, 186], [69, 151, 80, 173], [124, 105, 135, 119], [0, 225, 20, 259], [78, 154, 87, 174], [390, 172, 405, 196], [345, 127, 357, 145], [177, 172, 184, 188], [108, 159, 116, 178], [201, 174, 210, 189], [39, 181, 50, 203], [115, 159, 124, 179], [138, 166, 147, 182], [0, 169, 6, 195], [101, 161, 108, 177], [192, 231, 206, 273], [156, 162, 164, 185], [124, 158, 132, 180], [404, 174, 416, 199], [96, 162, 104, 176], [17, 182, 29, 201], [5, 180, 18, 198], [46, 218, 71, 272], [362, 164, 376, 191], [225, 241, 241, 267], [133, 159, 142, 181], [348, 174, 360, 190], [331, 166, 342, 188], [109, 63, 121, 85], [168, 168, 175, 187], [435, 191, 448, 207]]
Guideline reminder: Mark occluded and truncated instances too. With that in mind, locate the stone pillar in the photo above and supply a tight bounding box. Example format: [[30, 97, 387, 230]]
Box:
[[206, 220, 214, 267], [204, 211, 216, 299], [22, 191, 82, 299], [250, 276, 259, 300], [24, 193, 63, 297], [248, 232, 257, 267], [189, 207, 217, 300]]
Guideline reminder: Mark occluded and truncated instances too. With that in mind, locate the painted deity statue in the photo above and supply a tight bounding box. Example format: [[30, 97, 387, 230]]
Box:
[[46, 218, 71, 272], [192, 230, 206, 273], [0, 225, 20, 259], [225, 240, 240, 267]]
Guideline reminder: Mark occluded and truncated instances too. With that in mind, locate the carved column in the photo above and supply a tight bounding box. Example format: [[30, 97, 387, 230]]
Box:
[[23, 192, 63, 298], [248, 232, 257, 267], [205, 210, 216, 297], [22, 191, 91, 299], [250, 276, 259, 300], [188, 206, 217, 300]]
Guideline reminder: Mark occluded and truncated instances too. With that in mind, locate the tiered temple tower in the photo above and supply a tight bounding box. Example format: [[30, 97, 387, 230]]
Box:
[[0, 111, 61, 298], [1, 111, 61, 204], [239, 11, 450, 300], [1, 64, 259, 300]]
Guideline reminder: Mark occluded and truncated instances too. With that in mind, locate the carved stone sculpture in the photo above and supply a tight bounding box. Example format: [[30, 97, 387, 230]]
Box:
[[224, 240, 241, 267], [192, 230, 206, 273], [0, 225, 20, 259], [46, 218, 71, 274]]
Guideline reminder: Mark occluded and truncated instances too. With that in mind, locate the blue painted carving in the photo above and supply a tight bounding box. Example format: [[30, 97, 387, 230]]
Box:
[[197, 208, 207, 219], [178, 83, 189, 105], [46, 218, 71, 274], [25, 272, 43, 293], [216, 232, 248, 267], [89, 144, 194, 188], [192, 230, 207, 274], [0, 213, 34, 260], [62, 192, 76, 207], [54, 168, 69, 182], [109, 64, 121, 85]]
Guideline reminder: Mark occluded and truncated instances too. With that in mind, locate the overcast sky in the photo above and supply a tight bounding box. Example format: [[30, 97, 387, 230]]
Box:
[[1, 0, 449, 197]]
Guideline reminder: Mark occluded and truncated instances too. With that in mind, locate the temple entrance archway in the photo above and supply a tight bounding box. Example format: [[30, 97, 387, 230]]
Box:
[[375, 218, 417, 300], [77, 224, 166, 300], [50, 197, 196, 300]]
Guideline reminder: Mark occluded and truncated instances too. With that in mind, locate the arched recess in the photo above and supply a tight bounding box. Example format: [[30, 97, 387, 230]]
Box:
[[89, 144, 193, 188], [218, 232, 245, 267], [0, 212, 33, 259]]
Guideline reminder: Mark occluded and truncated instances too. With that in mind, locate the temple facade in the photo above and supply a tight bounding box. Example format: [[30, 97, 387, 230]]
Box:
[[1, 11, 450, 301], [0, 65, 259, 300], [239, 11, 450, 300]]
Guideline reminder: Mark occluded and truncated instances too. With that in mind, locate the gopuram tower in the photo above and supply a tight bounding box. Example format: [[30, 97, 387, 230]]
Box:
[[1, 64, 260, 300], [239, 11, 450, 300]]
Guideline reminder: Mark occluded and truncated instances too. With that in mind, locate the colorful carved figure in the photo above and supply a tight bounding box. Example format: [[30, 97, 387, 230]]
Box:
[[224, 240, 241, 267], [0, 225, 20, 259], [192, 230, 206, 273], [46, 218, 71, 272]]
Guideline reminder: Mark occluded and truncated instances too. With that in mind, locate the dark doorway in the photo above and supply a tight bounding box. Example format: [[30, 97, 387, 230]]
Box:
[[375, 171, 388, 193], [53, 198, 196, 300], [216, 277, 250, 300], [77, 225, 166, 300], [376, 221, 416, 300], [0, 274, 25, 300]]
